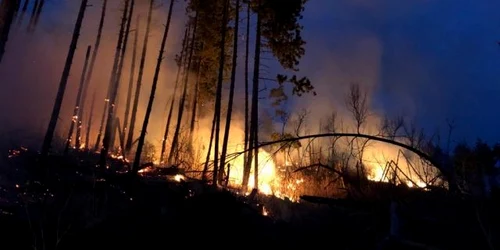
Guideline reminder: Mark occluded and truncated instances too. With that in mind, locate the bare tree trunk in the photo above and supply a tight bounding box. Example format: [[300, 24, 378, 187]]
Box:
[[78, 0, 108, 151], [125, 0, 154, 152], [41, 0, 88, 158], [219, 0, 240, 183], [212, 0, 230, 186], [108, 0, 135, 151], [202, 113, 216, 181], [188, 56, 202, 148], [64, 45, 91, 155], [167, 15, 197, 166], [132, 0, 175, 174], [122, 14, 139, 148], [243, 4, 261, 191], [0, 0, 19, 63], [26, 0, 38, 32], [85, 90, 97, 151], [30, 0, 44, 32], [159, 27, 189, 164], [15, 0, 29, 27], [243, 1, 250, 174], [99, 0, 130, 167]]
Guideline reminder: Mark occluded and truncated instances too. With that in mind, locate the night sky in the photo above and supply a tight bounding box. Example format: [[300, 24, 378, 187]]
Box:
[[299, 0, 500, 144]]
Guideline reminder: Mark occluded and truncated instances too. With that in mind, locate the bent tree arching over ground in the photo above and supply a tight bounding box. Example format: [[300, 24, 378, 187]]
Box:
[[230, 132, 457, 191]]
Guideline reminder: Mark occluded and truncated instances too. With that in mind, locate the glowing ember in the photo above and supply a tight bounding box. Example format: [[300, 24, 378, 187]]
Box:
[[174, 174, 185, 182]]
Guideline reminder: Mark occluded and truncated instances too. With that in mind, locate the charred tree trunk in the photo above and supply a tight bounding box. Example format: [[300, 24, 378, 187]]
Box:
[[243, 5, 261, 191], [99, 0, 130, 167], [159, 27, 189, 164], [251, 12, 262, 189], [188, 56, 202, 148], [212, 0, 230, 186], [243, 1, 250, 173], [78, 0, 108, 151], [85, 90, 97, 150], [64, 45, 91, 155], [41, 0, 88, 158], [125, 0, 154, 152], [15, 0, 29, 27], [26, 0, 38, 32], [122, 14, 139, 148], [0, 0, 19, 63], [219, 0, 240, 183], [132, 0, 175, 174], [109, 0, 135, 151], [167, 16, 197, 166], [30, 0, 44, 32], [202, 112, 216, 181]]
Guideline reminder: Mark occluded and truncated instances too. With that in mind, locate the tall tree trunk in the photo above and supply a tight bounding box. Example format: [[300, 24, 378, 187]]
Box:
[[94, 86, 110, 151], [98, 0, 130, 167], [132, 0, 175, 174], [159, 27, 189, 164], [243, 1, 250, 181], [243, 4, 261, 191], [125, 0, 154, 152], [202, 111, 216, 181], [30, 0, 44, 32], [188, 59, 201, 148], [64, 45, 91, 155], [40, 0, 88, 158], [167, 16, 197, 166], [85, 90, 96, 151], [78, 0, 108, 151], [212, 0, 230, 186], [109, 0, 135, 151], [15, 0, 29, 27], [26, 0, 38, 32], [12, 0, 22, 22], [0, 0, 19, 63], [218, 0, 240, 183], [122, 14, 139, 148], [251, 10, 262, 190]]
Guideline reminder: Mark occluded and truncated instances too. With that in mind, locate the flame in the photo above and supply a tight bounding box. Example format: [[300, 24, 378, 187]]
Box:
[[174, 174, 185, 182]]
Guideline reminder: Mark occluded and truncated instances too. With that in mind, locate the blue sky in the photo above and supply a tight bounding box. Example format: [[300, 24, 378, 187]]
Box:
[[296, 0, 500, 144]]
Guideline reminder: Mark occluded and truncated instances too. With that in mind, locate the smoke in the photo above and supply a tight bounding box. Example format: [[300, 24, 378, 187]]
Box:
[[0, 0, 186, 149]]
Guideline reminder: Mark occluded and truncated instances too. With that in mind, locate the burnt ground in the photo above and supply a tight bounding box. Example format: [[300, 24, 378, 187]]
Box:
[[0, 149, 499, 250]]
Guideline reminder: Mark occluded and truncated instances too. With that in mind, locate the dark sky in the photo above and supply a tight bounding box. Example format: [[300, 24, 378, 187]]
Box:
[[297, 0, 500, 145]]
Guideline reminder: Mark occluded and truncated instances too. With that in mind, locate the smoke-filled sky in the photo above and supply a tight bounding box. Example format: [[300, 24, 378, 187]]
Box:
[[0, 0, 499, 150]]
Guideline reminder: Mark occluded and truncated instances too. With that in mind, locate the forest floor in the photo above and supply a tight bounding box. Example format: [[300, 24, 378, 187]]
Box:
[[0, 147, 499, 250]]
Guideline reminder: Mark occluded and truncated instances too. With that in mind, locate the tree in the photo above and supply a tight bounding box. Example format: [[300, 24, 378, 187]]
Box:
[[108, 0, 135, 151], [132, 0, 175, 174], [184, 0, 234, 119], [125, 0, 154, 152], [159, 27, 189, 164], [218, 0, 241, 184], [98, 0, 130, 166], [41, 0, 89, 158], [78, 0, 108, 150], [168, 14, 197, 166], [122, 14, 139, 147], [64, 45, 91, 155], [242, 0, 312, 191], [212, 0, 230, 185], [0, 0, 21, 63]]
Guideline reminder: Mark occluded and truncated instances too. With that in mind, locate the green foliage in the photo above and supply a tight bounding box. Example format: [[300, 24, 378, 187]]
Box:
[[276, 74, 315, 97], [185, 0, 234, 117], [257, 0, 308, 71]]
